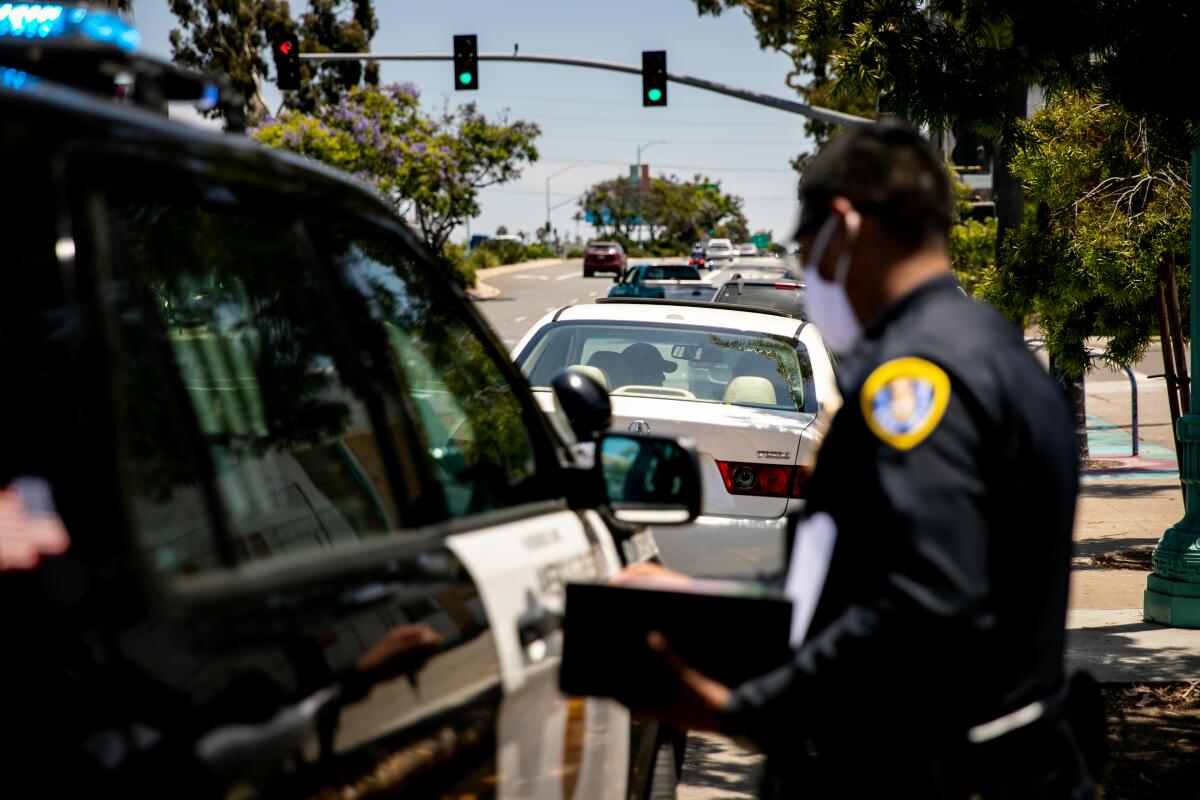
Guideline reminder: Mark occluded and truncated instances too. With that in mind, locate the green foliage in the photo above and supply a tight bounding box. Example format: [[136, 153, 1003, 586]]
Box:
[[566, 247, 585, 259], [978, 91, 1192, 377], [582, 174, 748, 250], [949, 218, 997, 295], [253, 83, 539, 254], [167, 1, 378, 123]]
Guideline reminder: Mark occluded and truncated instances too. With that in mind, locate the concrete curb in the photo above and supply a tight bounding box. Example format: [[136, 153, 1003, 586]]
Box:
[[469, 258, 568, 301]]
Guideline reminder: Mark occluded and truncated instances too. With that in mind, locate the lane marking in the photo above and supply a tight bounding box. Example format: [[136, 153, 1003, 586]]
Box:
[[588, 291, 598, 297], [514, 315, 529, 323], [544, 306, 557, 313], [568, 298, 578, 305], [516, 274, 550, 281], [556, 273, 576, 281]]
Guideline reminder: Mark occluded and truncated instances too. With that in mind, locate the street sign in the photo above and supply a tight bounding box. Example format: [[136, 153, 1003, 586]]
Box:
[[751, 233, 770, 250], [585, 207, 614, 225]]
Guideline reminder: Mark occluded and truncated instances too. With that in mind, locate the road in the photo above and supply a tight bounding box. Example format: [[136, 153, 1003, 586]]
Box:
[[476, 259, 602, 351], [476, 257, 750, 349]]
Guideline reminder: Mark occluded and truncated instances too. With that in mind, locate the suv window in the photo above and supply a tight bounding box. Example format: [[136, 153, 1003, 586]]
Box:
[[322, 229, 546, 519], [108, 200, 403, 575]]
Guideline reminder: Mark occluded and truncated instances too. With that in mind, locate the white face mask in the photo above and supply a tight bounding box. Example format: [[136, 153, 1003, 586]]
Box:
[[804, 212, 863, 356]]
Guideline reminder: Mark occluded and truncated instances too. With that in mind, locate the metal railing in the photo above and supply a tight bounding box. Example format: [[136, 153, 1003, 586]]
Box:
[[1025, 338, 1139, 457]]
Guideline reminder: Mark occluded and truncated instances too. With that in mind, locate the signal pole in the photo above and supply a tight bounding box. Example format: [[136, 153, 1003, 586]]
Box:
[[636, 140, 665, 246]]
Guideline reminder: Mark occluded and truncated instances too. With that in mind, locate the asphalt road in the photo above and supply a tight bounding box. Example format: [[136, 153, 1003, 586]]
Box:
[[475, 258, 601, 351], [475, 257, 747, 350]]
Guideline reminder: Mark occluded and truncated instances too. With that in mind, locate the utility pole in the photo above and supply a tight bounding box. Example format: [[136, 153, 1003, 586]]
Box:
[[636, 140, 665, 246], [546, 163, 588, 247]]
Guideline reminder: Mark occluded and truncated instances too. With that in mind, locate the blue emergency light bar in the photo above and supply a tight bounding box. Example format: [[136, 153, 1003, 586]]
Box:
[[0, 4, 140, 51]]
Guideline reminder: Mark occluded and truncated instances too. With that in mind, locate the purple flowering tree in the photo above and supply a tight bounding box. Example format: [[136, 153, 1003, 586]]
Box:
[[253, 83, 539, 261]]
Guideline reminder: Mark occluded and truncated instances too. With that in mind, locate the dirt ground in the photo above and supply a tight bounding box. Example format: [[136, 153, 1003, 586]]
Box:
[[1101, 683, 1200, 799]]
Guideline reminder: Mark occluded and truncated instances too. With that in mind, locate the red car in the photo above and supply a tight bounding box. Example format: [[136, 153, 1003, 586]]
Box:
[[583, 241, 627, 277]]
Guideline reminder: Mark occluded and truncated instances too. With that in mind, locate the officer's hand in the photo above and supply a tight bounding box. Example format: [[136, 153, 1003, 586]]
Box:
[[635, 631, 731, 732]]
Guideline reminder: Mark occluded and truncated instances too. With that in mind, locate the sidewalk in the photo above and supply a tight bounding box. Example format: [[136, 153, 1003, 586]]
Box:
[[1067, 393, 1200, 682]]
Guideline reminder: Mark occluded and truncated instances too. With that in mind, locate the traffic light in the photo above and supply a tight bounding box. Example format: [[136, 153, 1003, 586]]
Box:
[[454, 34, 478, 91], [272, 33, 300, 91], [642, 50, 666, 107]]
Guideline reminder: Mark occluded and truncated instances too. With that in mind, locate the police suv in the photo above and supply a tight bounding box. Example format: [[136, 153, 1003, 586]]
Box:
[[0, 6, 697, 798]]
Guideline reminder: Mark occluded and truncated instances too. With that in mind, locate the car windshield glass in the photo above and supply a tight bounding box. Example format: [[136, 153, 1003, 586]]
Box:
[[716, 284, 807, 315], [520, 322, 813, 413], [588, 243, 614, 252]]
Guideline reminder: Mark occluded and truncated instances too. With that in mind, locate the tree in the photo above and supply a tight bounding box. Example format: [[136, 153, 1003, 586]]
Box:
[[167, 1, 378, 123], [253, 83, 540, 259], [581, 173, 748, 247], [496, 225, 508, 236], [978, 91, 1192, 455]]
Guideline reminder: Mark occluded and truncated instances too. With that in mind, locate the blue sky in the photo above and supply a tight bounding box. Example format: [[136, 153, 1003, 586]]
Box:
[[130, 0, 811, 243]]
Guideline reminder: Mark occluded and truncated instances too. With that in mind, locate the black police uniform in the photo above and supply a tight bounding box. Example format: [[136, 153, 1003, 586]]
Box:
[[719, 274, 1081, 797]]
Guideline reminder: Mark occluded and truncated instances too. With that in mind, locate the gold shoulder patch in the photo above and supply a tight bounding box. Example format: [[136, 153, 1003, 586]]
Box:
[[860, 357, 951, 450]]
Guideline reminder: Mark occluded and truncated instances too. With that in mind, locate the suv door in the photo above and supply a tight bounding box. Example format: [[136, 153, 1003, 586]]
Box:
[[311, 219, 634, 799], [83, 155, 505, 797]]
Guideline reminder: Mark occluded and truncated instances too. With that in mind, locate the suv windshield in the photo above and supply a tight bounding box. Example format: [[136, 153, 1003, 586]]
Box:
[[640, 265, 701, 281], [520, 322, 814, 413]]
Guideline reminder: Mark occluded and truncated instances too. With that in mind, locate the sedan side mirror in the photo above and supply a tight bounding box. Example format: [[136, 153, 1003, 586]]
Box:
[[597, 433, 701, 525], [552, 369, 612, 442], [613, 274, 621, 284]]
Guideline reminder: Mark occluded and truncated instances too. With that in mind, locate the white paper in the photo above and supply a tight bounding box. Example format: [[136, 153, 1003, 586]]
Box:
[[783, 511, 838, 646]]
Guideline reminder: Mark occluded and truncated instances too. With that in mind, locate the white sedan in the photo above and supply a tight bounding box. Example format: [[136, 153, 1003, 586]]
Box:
[[513, 299, 840, 570]]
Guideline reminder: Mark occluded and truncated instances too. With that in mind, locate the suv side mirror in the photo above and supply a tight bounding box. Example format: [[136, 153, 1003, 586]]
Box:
[[597, 434, 701, 525], [552, 369, 611, 442]]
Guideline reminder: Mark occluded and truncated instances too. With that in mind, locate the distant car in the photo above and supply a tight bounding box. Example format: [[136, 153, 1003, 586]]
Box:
[[608, 263, 716, 301], [705, 238, 735, 261], [583, 240, 627, 277], [514, 299, 840, 545], [735, 242, 759, 256], [714, 278, 806, 317]]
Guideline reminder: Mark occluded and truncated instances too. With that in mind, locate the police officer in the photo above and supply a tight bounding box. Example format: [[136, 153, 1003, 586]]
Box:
[[627, 120, 1086, 798]]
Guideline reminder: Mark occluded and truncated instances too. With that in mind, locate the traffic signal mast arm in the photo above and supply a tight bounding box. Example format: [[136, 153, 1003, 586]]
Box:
[[299, 51, 872, 127]]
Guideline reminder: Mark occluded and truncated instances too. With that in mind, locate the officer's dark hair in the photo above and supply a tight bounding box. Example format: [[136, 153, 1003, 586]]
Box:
[[794, 118, 954, 248]]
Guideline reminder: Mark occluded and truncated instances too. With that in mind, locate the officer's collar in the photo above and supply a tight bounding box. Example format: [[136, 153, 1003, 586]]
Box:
[[862, 272, 962, 340]]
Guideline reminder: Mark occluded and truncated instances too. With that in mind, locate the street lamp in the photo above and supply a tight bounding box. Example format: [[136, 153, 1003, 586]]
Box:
[[636, 140, 666, 245], [546, 163, 589, 246]]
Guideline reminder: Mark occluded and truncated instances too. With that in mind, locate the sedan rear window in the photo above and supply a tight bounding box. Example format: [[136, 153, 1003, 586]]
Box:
[[588, 243, 617, 252], [520, 322, 815, 413]]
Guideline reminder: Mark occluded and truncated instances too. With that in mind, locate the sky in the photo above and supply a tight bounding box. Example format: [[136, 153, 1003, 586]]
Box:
[[129, 0, 813, 244]]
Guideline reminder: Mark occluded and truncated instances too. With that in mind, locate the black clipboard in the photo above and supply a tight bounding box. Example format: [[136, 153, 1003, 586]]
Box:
[[560, 579, 794, 707]]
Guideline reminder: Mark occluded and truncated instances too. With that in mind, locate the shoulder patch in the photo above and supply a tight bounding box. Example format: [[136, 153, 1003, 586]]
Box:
[[860, 357, 951, 451]]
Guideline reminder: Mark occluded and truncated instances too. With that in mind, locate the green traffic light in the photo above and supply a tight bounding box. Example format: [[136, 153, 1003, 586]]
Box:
[[647, 88, 663, 102], [459, 71, 473, 85]]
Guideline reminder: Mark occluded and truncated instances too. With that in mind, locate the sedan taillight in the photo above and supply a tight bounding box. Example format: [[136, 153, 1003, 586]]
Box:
[[716, 461, 810, 498]]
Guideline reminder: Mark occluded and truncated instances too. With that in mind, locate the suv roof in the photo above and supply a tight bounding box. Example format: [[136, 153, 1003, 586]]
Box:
[[1, 69, 409, 236]]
